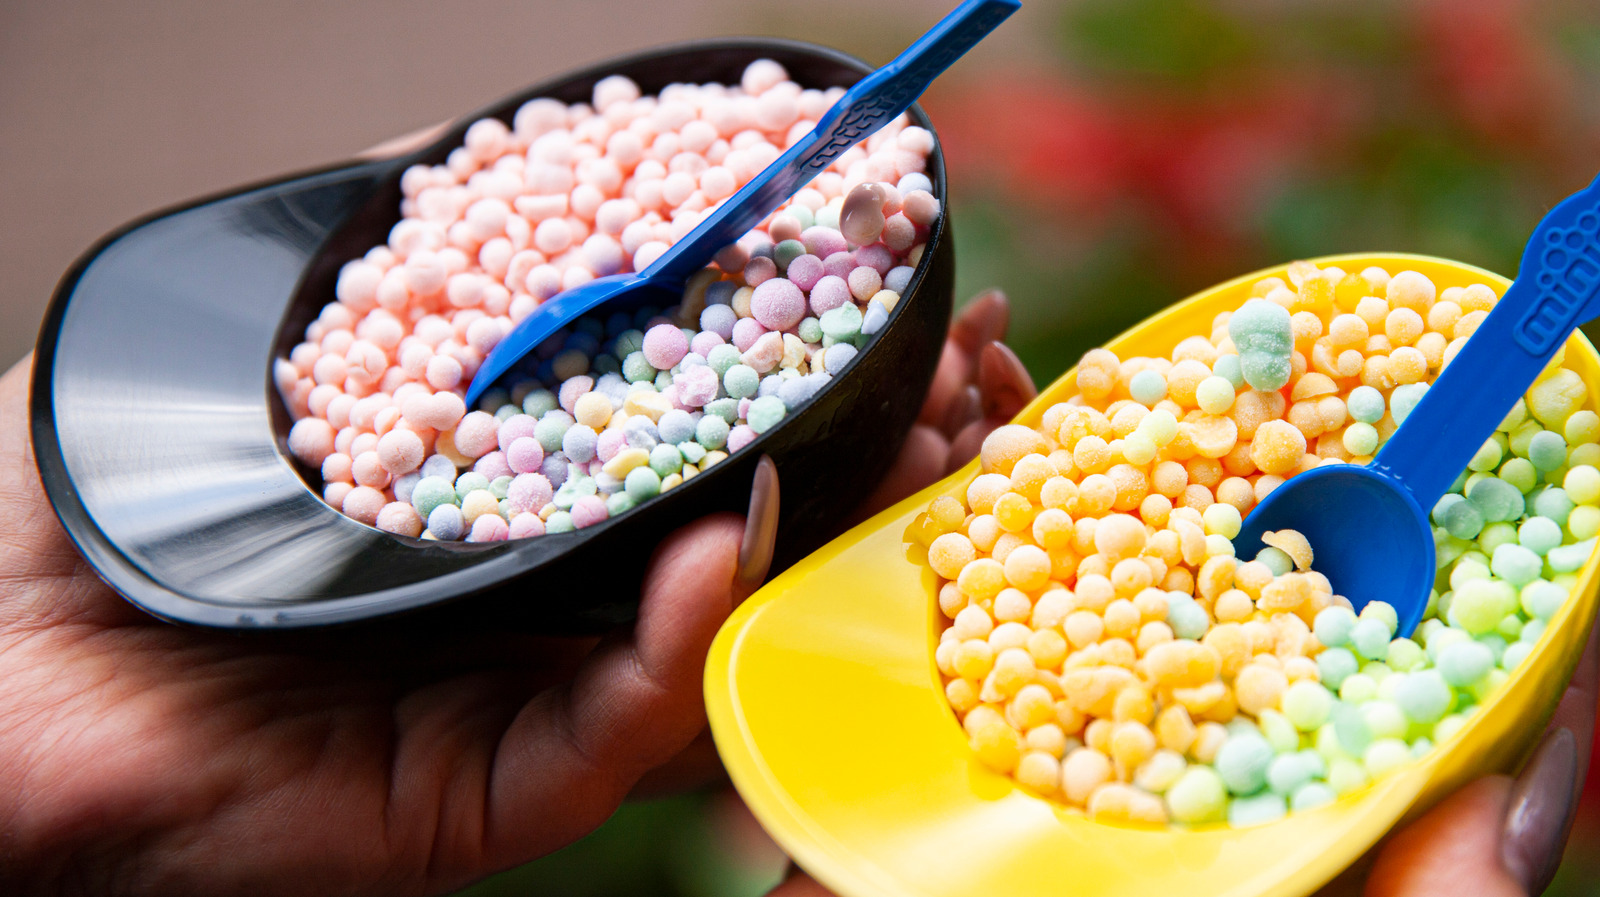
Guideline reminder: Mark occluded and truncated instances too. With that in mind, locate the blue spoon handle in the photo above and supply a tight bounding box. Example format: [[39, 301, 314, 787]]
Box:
[[1373, 173, 1600, 506], [647, 0, 1019, 284]]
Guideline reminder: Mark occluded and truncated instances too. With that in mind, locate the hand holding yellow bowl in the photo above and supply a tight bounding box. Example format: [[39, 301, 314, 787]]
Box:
[[706, 254, 1600, 897]]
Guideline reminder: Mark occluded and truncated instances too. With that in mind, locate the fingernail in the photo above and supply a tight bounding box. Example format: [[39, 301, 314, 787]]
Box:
[[1502, 726, 1578, 895], [942, 384, 982, 436], [978, 341, 1037, 419], [735, 455, 780, 600], [952, 290, 1010, 354]]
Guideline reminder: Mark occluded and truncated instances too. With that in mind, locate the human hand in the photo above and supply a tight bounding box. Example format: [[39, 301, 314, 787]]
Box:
[[0, 282, 1032, 894]]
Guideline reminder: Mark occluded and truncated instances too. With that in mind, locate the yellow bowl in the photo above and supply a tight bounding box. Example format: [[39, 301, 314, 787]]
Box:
[[704, 253, 1600, 897]]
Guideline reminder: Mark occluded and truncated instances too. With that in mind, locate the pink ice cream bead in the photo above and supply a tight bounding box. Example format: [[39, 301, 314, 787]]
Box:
[[352, 451, 392, 488], [453, 411, 500, 458], [507, 436, 546, 474], [376, 502, 424, 537], [854, 243, 894, 275], [342, 485, 387, 525], [822, 251, 856, 279], [642, 324, 690, 369], [497, 414, 539, 451], [509, 513, 546, 539], [376, 428, 425, 475], [727, 424, 757, 453], [675, 363, 720, 407], [570, 495, 609, 529], [288, 418, 336, 466], [731, 318, 767, 352], [474, 450, 512, 481], [750, 278, 806, 331], [737, 397, 753, 419], [325, 481, 355, 509], [350, 432, 379, 458], [800, 225, 851, 260], [785, 254, 824, 292], [508, 473, 554, 513], [689, 330, 726, 356], [403, 391, 466, 431], [808, 275, 852, 315], [743, 256, 777, 287], [468, 514, 510, 542], [322, 452, 354, 484], [596, 427, 628, 463], [559, 376, 595, 413]]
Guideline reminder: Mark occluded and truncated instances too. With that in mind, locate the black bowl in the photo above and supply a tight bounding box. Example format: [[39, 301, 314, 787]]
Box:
[[30, 38, 953, 632]]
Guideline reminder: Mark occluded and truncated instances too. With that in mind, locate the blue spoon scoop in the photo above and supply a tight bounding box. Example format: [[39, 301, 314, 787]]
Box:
[[1237, 174, 1600, 637], [465, 0, 1020, 405]]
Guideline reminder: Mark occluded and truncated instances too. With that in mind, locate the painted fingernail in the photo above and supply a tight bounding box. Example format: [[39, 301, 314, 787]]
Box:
[[978, 341, 1036, 419], [735, 455, 780, 600], [942, 384, 982, 436], [952, 290, 1010, 354], [1502, 726, 1578, 895]]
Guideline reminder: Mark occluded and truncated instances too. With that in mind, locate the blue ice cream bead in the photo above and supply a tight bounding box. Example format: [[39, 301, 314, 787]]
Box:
[[696, 413, 731, 450], [420, 454, 458, 481], [622, 415, 659, 450], [1347, 385, 1385, 424], [705, 281, 737, 307], [649, 443, 684, 477], [1348, 617, 1392, 660], [1389, 383, 1428, 424], [1212, 353, 1245, 389], [477, 388, 510, 413], [1491, 542, 1543, 587], [861, 302, 889, 336], [1228, 791, 1288, 827], [454, 471, 490, 501], [884, 265, 915, 294], [1394, 670, 1453, 724], [427, 503, 465, 541], [1214, 732, 1274, 795], [1529, 429, 1569, 473], [562, 424, 599, 463], [824, 343, 858, 374], [1436, 640, 1495, 686], [411, 476, 458, 518], [724, 364, 760, 399], [657, 409, 697, 445], [1317, 648, 1359, 690], [1518, 516, 1564, 555], [747, 395, 788, 434], [1520, 579, 1567, 621], [897, 172, 934, 195], [1533, 486, 1576, 525], [1266, 753, 1314, 796], [624, 466, 662, 501], [1468, 477, 1525, 522], [1129, 369, 1168, 405]]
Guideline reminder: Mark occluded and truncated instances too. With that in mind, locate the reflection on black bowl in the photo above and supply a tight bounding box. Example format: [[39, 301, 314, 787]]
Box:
[[31, 38, 953, 633]]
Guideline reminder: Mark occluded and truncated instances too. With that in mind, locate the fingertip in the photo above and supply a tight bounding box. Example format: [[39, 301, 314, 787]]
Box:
[[1365, 776, 1522, 897]]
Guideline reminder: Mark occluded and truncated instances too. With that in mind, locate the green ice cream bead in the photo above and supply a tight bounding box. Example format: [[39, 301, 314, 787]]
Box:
[[1499, 398, 1529, 432], [1529, 430, 1569, 473], [1166, 767, 1228, 825], [1533, 486, 1575, 525], [1129, 369, 1168, 404], [1266, 753, 1314, 795], [1212, 353, 1245, 389], [1520, 617, 1547, 644], [1313, 606, 1358, 648], [1499, 457, 1538, 494], [747, 395, 788, 434], [1490, 542, 1543, 587], [1520, 579, 1567, 621], [1256, 546, 1294, 576], [1258, 709, 1299, 753], [797, 316, 822, 344], [1564, 410, 1600, 445], [1328, 758, 1371, 796], [1317, 647, 1359, 689], [1510, 420, 1542, 458], [1394, 670, 1453, 724], [1437, 639, 1495, 686], [1468, 477, 1525, 523], [1343, 422, 1379, 456], [1362, 700, 1408, 740], [1360, 601, 1399, 636], [1571, 505, 1600, 540], [1467, 438, 1504, 472], [1349, 618, 1392, 660], [1390, 383, 1428, 424], [1347, 385, 1385, 424], [1386, 637, 1425, 672], [1338, 673, 1377, 703], [1501, 640, 1533, 671], [1215, 732, 1274, 795], [1564, 465, 1600, 505], [1548, 537, 1597, 573], [649, 443, 684, 477], [624, 466, 662, 501], [1572, 443, 1600, 469], [1291, 783, 1337, 811], [1441, 499, 1485, 539], [1363, 738, 1412, 779], [1518, 516, 1564, 555], [1449, 578, 1516, 635], [1228, 791, 1288, 827], [1282, 680, 1335, 731]]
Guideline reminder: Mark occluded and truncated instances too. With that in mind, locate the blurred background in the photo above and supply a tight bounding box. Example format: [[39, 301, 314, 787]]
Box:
[[6, 0, 1600, 893]]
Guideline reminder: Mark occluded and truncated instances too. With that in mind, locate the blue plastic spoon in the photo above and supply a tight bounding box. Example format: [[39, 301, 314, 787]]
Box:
[[464, 0, 1020, 405], [1237, 174, 1600, 637]]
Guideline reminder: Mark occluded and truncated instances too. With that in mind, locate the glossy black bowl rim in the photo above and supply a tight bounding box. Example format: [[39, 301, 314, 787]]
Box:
[[30, 37, 951, 628]]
